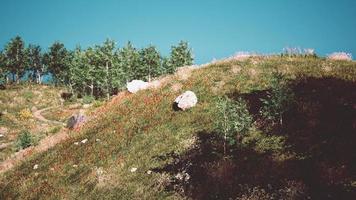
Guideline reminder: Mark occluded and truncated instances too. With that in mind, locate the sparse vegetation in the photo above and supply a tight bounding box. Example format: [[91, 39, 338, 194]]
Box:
[[260, 72, 294, 126], [18, 108, 33, 121], [215, 96, 252, 155], [15, 130, 35, 150]]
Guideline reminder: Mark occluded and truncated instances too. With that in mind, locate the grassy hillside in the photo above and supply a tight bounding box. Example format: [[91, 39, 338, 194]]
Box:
[[0, 84, 65, 161], [0, 56, 355, 199], [0, 84, 88, 162]]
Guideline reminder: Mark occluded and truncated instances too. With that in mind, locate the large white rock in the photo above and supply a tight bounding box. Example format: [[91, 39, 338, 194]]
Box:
[[127, 80, 149, 93], [174, 91, 198, 111]]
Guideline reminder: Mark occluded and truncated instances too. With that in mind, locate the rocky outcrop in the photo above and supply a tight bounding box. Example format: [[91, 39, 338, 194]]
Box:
[[173, 91, 198, 111]]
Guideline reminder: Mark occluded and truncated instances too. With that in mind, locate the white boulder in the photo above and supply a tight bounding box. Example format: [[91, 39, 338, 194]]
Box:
[[127, 80, 149, 93], [174, 91, 198, 111]]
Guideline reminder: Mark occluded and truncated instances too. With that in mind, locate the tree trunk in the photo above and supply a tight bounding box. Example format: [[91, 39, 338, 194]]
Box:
[[15, 73, 19, 84], [106, 61, 110, 100], [37, 73, 42, 84], [90, 80, 94, 97], [148, 65, 151, 82]]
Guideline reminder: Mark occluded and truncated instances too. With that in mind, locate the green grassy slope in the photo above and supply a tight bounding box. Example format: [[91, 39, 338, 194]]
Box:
[[0, 56, 355, 199]]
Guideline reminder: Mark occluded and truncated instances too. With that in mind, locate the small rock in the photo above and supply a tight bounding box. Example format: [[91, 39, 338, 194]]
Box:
[[146, 170, 152, 175], [81, 139, 88, 144], [0, 134, 4, 138], [96, 139, 101, 142], [173, 91, 198, 111], [127, 80, 149, 93], [33, 164, 39, 170], [130, 167, 138, 173], [73, 164, 78, 168], [74, 142, 79, 145]]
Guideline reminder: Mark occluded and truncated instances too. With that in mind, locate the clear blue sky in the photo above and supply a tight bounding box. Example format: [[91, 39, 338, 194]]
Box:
[[1, 0, 355, 64]]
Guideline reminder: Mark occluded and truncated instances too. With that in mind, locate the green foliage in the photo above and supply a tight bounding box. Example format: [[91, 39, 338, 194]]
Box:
[[82, 95, 95, 104], [260, 73, 294, 126], [119, 41, 141, 82], [215, 96, 253, 153], [0, 36, 195, 99], [26, 44, 45, 83], [16, 130, 35, 150], [44, 42, 71, 85], [169, 41, 194, 73], [0, 51, 6, 84], [139, 45, 161, 81]]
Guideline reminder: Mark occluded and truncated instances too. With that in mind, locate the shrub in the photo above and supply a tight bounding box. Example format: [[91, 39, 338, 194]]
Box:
[[18, 108, 32, 120], [82, 95, 95, 104], [327, 52, 352, 61], [242, 131, 285, 153], [16, 130, 34, 150], [23, 91, 34, 99], [260, 73, 294, 126], [92, 100, 104, 108], [282, 47, 317, 58], [215, 96, 253, 155], [48, 126, 61, 135]]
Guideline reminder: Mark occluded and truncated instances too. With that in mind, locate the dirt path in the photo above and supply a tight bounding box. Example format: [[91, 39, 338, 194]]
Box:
[[0, 129, 69, 173], [33, 107, 65, 126], [0, 107, 69, 174]]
